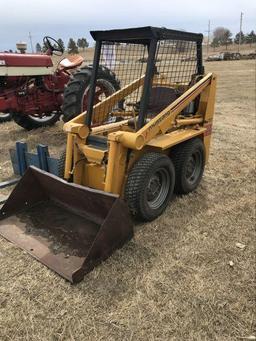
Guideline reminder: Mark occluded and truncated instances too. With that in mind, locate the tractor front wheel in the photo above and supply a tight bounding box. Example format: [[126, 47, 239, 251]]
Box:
[[125, 153, 175, 221], [0, 112, 12, 123], [12, 112, 60, 130]]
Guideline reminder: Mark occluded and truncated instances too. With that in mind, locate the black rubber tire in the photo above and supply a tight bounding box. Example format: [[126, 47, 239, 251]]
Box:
[[12, 112, 60, 130], [125, 152, 175, 221], [62, 65, 121, 122], [0, 112, 12, 123], [171, 138, 205, 195]]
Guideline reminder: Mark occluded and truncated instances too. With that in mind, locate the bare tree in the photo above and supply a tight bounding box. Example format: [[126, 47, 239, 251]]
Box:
[[212, 27, 232, 50]]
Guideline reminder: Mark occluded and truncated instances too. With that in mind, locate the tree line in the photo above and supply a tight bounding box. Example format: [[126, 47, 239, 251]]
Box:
[[211, 27, 256, 49], [35, 38, 89, 54], [34, 29, 256, 54]]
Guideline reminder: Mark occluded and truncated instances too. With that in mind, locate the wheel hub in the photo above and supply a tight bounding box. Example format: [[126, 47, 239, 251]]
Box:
[[82, 80, 116, 112], [185, 151, 202, 184], [147, 175, 162, 201], [146, 168, 170, 210]]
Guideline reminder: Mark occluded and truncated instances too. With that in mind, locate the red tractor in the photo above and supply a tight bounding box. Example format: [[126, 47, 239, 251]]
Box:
[[0, 36, 120, 129]]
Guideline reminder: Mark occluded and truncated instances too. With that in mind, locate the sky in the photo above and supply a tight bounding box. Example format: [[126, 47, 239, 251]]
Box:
[[0, 0, 255, 51]]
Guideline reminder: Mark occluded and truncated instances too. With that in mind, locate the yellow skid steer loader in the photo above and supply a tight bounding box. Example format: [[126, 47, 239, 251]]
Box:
[[0, 27, 216, 283]]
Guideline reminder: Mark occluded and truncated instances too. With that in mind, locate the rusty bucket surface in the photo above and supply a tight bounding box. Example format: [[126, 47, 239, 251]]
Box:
[[0, 167, 133, 283]]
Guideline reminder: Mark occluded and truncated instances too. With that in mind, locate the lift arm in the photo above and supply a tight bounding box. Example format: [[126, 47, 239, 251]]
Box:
[[116, 73, 216, 150]]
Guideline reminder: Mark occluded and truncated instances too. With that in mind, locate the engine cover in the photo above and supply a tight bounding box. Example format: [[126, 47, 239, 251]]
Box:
[[0, 53, 54, 77]]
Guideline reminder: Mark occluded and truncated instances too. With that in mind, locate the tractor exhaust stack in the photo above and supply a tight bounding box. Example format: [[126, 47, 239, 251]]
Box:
[[0, 167, 133, 283]]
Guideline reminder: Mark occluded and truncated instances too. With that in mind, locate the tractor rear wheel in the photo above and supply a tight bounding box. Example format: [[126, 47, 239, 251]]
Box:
[[171, 138, 205, 194], [62, 65, 121, 122], [12, 112, 60, 130], [0, 112, 12, 123], [125, 153, 175, 221]]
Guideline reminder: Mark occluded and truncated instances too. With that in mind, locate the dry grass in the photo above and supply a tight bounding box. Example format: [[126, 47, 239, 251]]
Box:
[[0, 60, 255, 340]]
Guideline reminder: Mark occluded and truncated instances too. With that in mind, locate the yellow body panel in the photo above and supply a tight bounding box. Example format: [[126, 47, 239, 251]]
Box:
[[79, 145, 106, 164], [63, 72, 217, 197], [82, 163, 105, 190], [147, 128, 206, 150]]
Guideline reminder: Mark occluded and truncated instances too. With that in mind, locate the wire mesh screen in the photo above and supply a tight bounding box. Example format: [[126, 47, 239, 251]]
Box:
[[89, 38, 199, 127], [90, 41, 148, 126], [145, 39, 198, 120], [156, 39, 198, 84]]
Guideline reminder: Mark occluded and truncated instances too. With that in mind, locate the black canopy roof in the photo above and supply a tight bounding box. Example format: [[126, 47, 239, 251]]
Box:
[[90, 26, 203, 44]]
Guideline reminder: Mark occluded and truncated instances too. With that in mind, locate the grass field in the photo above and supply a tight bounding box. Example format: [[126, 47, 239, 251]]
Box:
[[0, 59, 255, 340]]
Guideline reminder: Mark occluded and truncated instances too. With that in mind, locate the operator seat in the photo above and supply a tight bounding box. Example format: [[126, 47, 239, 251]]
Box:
[[147, 86, 178, 116], [127, 86, 179, 129]]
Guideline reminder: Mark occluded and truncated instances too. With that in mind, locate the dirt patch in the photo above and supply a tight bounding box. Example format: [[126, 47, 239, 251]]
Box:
[[0, 60, 255, 340], [18, 201, 99, 257]]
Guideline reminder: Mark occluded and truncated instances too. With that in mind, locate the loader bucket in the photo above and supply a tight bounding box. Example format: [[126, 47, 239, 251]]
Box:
[[0, 167, 133, 283]]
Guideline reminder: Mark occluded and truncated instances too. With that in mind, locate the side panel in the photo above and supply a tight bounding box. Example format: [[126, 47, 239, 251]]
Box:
[[82, 163, 105, 191], [0, 66, 54, 76], [146, 128, 206, 150], [104, 139, 128, 195]]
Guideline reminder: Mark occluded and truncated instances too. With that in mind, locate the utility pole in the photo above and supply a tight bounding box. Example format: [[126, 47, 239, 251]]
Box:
[[207, 20, 211, 57], [29, 32, 34, 53], [238, 12, 244, 53]]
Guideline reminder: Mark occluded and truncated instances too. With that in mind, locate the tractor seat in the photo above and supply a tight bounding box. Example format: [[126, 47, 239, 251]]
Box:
[[59, 55, 84, 70], [147, 86, 178, 116]]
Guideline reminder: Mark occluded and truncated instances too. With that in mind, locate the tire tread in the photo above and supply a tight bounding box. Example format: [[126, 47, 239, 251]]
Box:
[[171, 138, 205, 194], [125, 152, 174, 221]]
